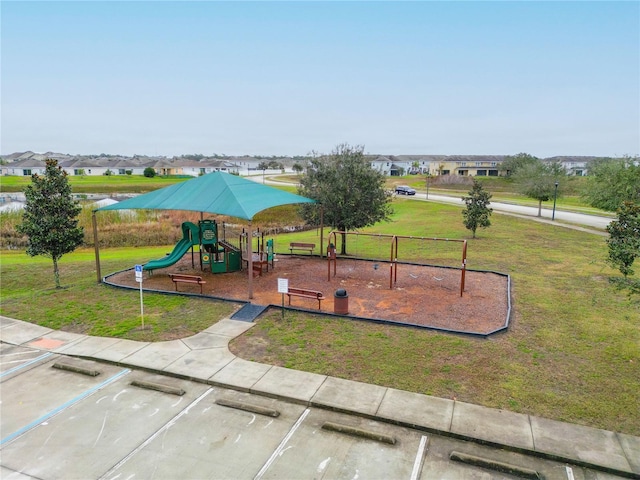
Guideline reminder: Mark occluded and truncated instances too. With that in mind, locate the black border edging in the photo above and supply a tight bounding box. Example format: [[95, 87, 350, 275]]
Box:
[[102, 263, 512, 338], [102, 268, 249, 308], [283, 254, 513, 337], [271, 256, 513, 338]]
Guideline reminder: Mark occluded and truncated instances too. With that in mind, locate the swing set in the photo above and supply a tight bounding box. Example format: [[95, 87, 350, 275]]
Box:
[[326, 230, 468, 296]]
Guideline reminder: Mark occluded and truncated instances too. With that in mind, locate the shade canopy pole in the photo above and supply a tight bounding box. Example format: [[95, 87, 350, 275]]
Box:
[[320, 206, 324, 259], [92, 211, 102, 283], [247, 221, 253, 299]]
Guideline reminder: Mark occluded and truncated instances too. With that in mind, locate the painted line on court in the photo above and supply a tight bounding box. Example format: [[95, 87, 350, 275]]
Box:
[[0, 368, 131, 446], [254, 408, 311, 480], [0, 352, 54, 379], [100, 387, 214, 480], [410, 435, 429, 480]]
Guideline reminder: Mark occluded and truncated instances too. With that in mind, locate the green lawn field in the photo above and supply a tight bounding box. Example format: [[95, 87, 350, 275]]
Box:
[[1, 198, 637, 435], [0, 174, 188, 194]]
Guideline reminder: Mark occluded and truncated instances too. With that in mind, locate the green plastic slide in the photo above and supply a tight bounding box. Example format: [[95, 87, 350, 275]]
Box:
[[143, 222, 199, 272]]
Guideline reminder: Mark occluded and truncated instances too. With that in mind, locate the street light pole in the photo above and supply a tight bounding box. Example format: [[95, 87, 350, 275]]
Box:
[[552, 181, 559, 221]]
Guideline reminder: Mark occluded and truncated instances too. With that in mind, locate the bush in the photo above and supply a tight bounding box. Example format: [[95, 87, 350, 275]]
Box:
[[433, 175, 473, 186], [0, 211, 27, 248], [143, 167, 156, 178]]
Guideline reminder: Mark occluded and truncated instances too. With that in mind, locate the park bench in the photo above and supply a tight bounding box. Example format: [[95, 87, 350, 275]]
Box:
[[289, 242, 315, 255], [286, 287, 325, 309], [169, 273, 206, 294]]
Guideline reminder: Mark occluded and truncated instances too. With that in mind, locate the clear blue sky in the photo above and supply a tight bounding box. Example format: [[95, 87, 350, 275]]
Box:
[[2, 1, 639, 158]]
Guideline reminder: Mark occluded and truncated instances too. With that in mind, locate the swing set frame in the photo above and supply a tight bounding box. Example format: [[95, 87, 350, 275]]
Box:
[[326, 230, 468, 296]]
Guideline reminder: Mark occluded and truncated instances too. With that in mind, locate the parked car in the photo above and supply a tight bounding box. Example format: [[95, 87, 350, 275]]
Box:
[[395, 185, 416, 195]]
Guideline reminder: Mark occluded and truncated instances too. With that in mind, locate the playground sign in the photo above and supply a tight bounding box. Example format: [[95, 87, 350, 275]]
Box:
[[277, 278, 288, 293], [134, 265, 144, 329], [277, 278, 288, 320], [135, 264, 143, 283]]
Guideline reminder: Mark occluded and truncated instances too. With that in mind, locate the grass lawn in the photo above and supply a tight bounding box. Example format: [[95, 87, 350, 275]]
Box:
[[274, 173, 612, 216], [0, 174, 189, 194], [0, 247, 239, 341], [235, 199, 639, 435], [1, 198, 638, 435], [3, 171, 612, 217]]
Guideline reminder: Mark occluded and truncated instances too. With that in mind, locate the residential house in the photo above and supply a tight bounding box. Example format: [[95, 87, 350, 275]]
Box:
[[0, 151, 614, 178], [544, 156, 599, 176], [445, 155, 506, 177], [3, 158, 47, 176]]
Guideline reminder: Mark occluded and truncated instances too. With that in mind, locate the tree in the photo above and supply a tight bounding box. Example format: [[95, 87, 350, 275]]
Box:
[[143, 167, 156, 178], [513, 160, 565, 217], [298, 144, 393, 254], [17, 159, 84, 288], [582, 156, 640, 211], [499, 152, 540, 177], [292, 163, 304, 175], [462, 179, 493, 238], [606, 201, 640, 277], [257, 161, 269, 183]]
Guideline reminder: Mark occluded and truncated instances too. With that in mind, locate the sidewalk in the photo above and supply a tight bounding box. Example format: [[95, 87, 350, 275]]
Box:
[[1, 315, 638, 478]]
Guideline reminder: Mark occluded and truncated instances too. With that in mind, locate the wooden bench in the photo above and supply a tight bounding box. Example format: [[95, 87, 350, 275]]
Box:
[[289, 242, 315, 255], [286, 287, 325, 309], [169, 273, 206, 294]]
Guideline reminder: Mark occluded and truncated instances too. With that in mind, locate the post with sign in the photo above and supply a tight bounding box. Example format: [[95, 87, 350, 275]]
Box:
[[135, 265, 144, 329], [277, 278, 288, 320]]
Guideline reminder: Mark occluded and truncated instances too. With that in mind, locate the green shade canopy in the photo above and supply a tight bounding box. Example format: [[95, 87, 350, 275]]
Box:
[[96, 171, 315, 220]]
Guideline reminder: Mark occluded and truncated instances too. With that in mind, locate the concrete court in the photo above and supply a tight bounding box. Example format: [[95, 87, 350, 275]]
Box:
[[0, 347, 624, 480], [1, 315, 639, 479], [0, 351, 590, 480]]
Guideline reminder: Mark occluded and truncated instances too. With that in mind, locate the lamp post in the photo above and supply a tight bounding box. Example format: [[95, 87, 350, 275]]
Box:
[[552, 181, 559, 221], [426, 174, 431, 200]]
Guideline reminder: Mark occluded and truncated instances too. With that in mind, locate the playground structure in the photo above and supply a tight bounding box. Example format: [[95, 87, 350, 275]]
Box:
[[144, 220, 242, 274], [143, 220, 276, 278], [326, 231, 468, 296]]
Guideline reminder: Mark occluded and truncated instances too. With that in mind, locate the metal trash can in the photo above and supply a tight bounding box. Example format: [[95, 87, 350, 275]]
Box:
[[334, 289, 349, 315]]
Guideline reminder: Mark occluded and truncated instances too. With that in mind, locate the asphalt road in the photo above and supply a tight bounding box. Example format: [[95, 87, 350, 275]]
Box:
[[259, 175, 613, 231], [415, 193, 613, 230], [4, 177, 611, 230]]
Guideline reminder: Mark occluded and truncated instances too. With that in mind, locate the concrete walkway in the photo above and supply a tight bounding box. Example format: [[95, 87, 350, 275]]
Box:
[[1, 315, 638, 479]]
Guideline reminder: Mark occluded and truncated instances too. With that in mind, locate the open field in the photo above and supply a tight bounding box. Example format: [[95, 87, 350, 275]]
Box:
[[1, 198, 638, 435], [2, 172, 611, 216], [278, 173, 611, 215], [0, 174, 189, 194], [0, 247, 240, 341]]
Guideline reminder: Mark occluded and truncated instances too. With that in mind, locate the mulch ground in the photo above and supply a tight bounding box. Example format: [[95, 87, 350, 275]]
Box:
[[108, 254, 510, 335]]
